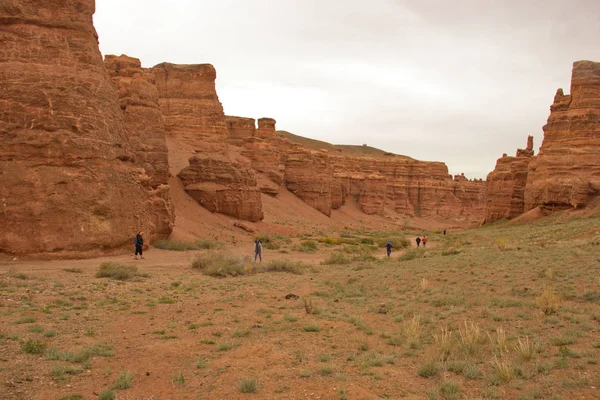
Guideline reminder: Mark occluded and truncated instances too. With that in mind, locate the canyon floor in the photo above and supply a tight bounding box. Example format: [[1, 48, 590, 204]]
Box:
[[1, 210, 600, 400]]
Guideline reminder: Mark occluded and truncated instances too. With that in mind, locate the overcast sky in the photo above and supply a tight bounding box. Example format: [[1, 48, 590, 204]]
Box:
[[94, 0, 600, 179]]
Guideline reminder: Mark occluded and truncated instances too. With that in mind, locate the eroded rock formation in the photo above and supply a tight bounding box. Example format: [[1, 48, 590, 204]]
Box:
[[226, 116, 256, 145], [104, 54, 170, 188], [484, 137, 535, 223], [0, 0, 172, 256], [177, 155, 263, 222], [256, 118, 277, 139], [284, 146, 333, 216], [152, 63, 228, 153], [525, 61, 600, 210]]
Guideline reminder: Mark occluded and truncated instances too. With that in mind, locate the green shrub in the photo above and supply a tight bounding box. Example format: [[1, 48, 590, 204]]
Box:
[[52, 364, 83, 379], [360, 238, 375, 245], [265, 241, 281, 250], [21, 339, 46, 354], [378, 237, 411, 249], [296, 240, 318, 253], [418, 361, 442, 377], [318, 237, 341, 245], [258, 260, 307, 274], [112, 370, 134, 390], [96, 262, 139, 281], [98, 390, 115, 400], [304, 324, 321, 332], [321, 252, 351, 265], [191, 252, 245, 277], [239, 378, 258, 393], [255, 234, 272, 243]]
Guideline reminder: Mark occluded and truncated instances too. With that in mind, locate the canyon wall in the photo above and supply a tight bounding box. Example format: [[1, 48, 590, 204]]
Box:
[[525, 61, 600, 210], [151, 63, 228, 153], [177, 155, 263, 222], [484, 137, 535, 223], [0, 0, 172, 256]]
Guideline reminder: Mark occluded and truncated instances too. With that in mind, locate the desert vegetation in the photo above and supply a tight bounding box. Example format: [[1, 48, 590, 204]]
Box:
[[1, 212, 599, 399]]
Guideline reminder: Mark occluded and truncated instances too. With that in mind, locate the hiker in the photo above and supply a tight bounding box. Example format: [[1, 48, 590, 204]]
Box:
[[254, 239, 262, 262], [134, 231, 144, 260], [422, 236, 428, 247], [443, 228, 447, 236], [416, 237, 421, 247], [386, 240, 392, 257]]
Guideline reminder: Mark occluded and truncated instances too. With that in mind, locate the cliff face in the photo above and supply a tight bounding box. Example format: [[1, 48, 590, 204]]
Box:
[[0, 0, 171, 256], [331, 156, 485, 221], [226, 116, 255, 145], [484, 137, 535, 223], [152, 63, 228, 153], [284, 146, 333, 216], [525, 61, 600, 210], [177, 155, 263, 222], [104, 54, 170, 189]]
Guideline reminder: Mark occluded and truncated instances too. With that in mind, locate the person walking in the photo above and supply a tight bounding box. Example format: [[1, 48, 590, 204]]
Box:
[[134, 231, 144, 260], [443, 228, 447, 236], [386, 240, 392, 257], [416, 237, 421, 247], [422, 236, 428, 247], [254, 239, 262, 263]]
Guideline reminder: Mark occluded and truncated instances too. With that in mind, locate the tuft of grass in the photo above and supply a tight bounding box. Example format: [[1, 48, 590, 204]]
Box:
[[536, 286, 560, 315], [52, 364, 83, 380], [433, 326, 453, 361], [405, 315, 421, 346], [21, 339, 46, 354], [295, 240, 318, 253], [491, 356, 515, 382], [195, 238, 222, 249], [487, 326, 508, 356], [284, 313, 298, 322], [29, 325, 43, 333], [154, 239, 198, 251], [191, 252, 245, 277], [303, 323, 321, 332], [418, 361, 442, 378], [196, 357, 209, 369], [97, 390, 115, 400], [14, 316, 36, 324], [63, 268, 83, 273], [217, 342, 239, 351], [514, 336, 538, 362], [96, 262, 139, 281], [239, 378, 258, 393], [111, 370, 134, 390], [257, 259, 308, 274], [172, 371, 185, 386], [438, 380, 460, 399], [321, 252, 351, 265], [458, 320, 481, 354]]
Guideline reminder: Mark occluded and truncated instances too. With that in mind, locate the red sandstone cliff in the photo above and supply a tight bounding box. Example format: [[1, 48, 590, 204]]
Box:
[[525, 61, 600, 210], [484, 137, 535, 223], [177, 155, 263, 222], [0, 0, 172, 256], [151, 63, 228, 154]]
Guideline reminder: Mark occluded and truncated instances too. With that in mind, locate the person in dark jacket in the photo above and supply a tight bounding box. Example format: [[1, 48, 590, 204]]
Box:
[[134, 232, 144, 260], [416, 237, 421, 247], [254, 239, 262, 262], [386, 240, 392, 257]]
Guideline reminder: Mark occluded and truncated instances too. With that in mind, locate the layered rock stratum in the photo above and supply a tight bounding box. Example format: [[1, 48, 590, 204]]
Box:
[[484, 137, 535, 223], [177, 155, 263, 222], [525, 61, 600, 210], [0, 0, 172, 257]]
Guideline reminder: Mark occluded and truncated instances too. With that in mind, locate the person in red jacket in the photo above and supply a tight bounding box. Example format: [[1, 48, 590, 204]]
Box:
[[422, 236, 428, 247]]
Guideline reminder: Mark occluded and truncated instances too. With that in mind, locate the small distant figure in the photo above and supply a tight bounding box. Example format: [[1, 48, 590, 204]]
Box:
[[254, 239, 262, 263], [134, 231, 144, 260], [416, 237, 421, 247], [443, 228, 447, 236], [386, 240, 392, 257], [422, 236, 428, 247], [421, 229, 425, 236]]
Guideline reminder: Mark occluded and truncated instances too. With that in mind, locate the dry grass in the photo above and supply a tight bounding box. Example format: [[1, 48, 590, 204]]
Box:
[[536, 286, 560, 315], [191, 252, 245, 277], [491, 356, 515, 382], [514, 336, 538, 363], [487, 326, 508, 356], [96, 263, 140, 281], [432, 326, 453, 361]]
